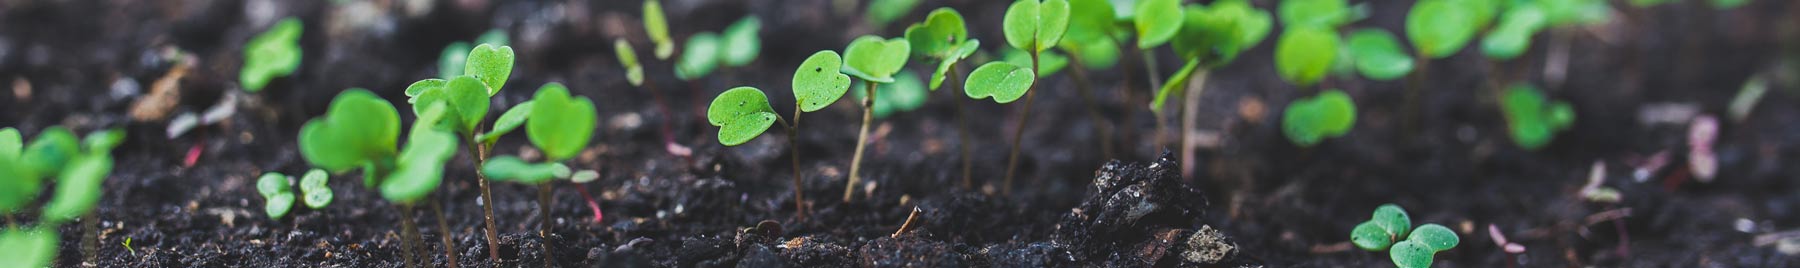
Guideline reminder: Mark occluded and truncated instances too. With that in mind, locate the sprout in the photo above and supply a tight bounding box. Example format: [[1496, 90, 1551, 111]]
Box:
[[1350, 204, 1459, 268], [866, 0, 922, 27], [525, 83, 598, 162], [1347, 29, 1414, 81], [1406, 0, 1480, 59], [1006, 0, 1073, 52], [300, 89, 400, 174], [615, 39, 645, 87], [721, 16, 763, 67], [674, 16, 762, 81], [1281, 89, 1356, 147], [1278, 0, 1350, 29], [905, 8, 980, 89], [1499, 84, 1574, 150], [300, 169, 333, 209], [708, 50, 850, 214], [241, 17, 303, 92], [643, 0, 673, 59], [1153, 0, 1272, 112], [964, 62, 1036, 103], [1131, 0, 1181, 49], [1480, 3, 1548, 60], [842, 36, 912, 83], [852, 71, 929, 119], [0, 127, 122, 267], [257, 172, 296, 219], [1274, 26, 1340, 87]]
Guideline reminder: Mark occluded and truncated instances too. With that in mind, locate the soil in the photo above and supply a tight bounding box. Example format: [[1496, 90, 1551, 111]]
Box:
[[3, 0, 1800, 267]]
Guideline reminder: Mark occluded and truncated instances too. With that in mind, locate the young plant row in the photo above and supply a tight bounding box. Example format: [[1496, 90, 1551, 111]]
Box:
[[0, 127, 124, 267]]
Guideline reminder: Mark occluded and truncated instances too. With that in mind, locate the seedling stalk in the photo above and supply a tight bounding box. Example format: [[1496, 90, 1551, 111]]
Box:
[[773, 112, 807, 218], [430, 198, 458, 268], [892, 207, 924, 238], [464, 133, 501, 262], [950, 63, 975, 188], [846, 81, 877, 202], [1180, 69, 1210, 180], [1002, 49, 1042, 196], [396, 203, 421, 268]]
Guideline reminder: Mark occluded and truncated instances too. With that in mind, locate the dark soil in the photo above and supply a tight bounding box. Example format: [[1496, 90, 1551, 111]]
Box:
[[4, 0, 1800, 267]]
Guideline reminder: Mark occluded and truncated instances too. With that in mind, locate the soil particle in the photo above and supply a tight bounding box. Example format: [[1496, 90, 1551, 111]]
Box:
[[857, 236, 966, 267], [1053, 152, 1254, 267]]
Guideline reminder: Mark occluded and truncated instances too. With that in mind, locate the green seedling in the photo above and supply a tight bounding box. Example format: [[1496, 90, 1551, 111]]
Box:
[[852, 70, 928, 119], [1153, 0, 1272, 111], [1282, 90, 1356, 147], [241, 17, 303, 92], [904, 7, 985, 186], [0, 127, 123, 267], [721, 17, 763, 68], [482, 83, 596, 250], [1406, 0, 1486, 59], [1500, 84, 1574, 150], [1132, 0, 1180, 49], [644, 0, 674, 59], [1060, 0, 1120, 70], [1481, 2, 1548, 60], [617, 39, 645, 87], [301, 169, 332, 208], [257, 172, 296, 219], [867, 0, 922, 28], [1274, 26, 1339, 88], [675, 16, 763, 80], [404, 43, 522, 263], [975, 0, 1068, 195], [1347, 29, 1414, 81], [299, 90, 458, 268], [841, 35, 911, 202], [1350, 204, 1460, 268], [709, 50, 852, 216], [1278, 0, 1351, 29], [436, 29, 511, 80]]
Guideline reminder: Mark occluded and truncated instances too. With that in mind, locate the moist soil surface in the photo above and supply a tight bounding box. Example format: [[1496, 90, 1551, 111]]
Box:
[[4, 0, 1800, 267]]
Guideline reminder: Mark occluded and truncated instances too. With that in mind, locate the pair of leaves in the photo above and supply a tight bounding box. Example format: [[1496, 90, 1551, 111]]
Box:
[[1392, 225, 1460, 268], [1275, 26, 1340, 87], [262, 169, 332, 219], [1169, 0, 1272, 66], [408, 44, 515, 133], [241, 17, 303, 93], [843, 36, 912, 83], [382, 103, 459, 204], [675, 17, 763, 80], [853, 71, 928, 119], [1501, 84, 1575, 150], [1348, 204, 1459, 268], [526, 83, 598, 162], [643, 0, 673, 59], [1282, 90, 1356, 147], [709, 87, 780, 146], [615, 39, 645, 86], [299, 89, 400, 173], [0, 227, 57, 268], [1132, 0, 1181, 49], [1350, 204, 1413, 251], [1481, 3, 1549, 60], [905, 8, 981, 90], [965, 62, 1036, 104], [41, 151, 112, 225], [1, 128, 119, 220], [1005, 0, 1072, 52], [1347, 29, 1415, 81], [482, 156, 572, 185]]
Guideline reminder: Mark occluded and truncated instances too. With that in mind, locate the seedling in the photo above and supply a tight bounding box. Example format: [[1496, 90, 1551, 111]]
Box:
[[1274, 26, 1339, 88], [1347, 29, 1413, 81], [1406, 0, 1487, 60], [841, 35, 911, 202], [1132, 0, 1181, 49], [675, 16, 762, 81], [1350, 204, 1460, 268], [404, 43, 521, 262], [709, 50, 852, 217], [299, 90, 458, 268], [1499, 84, 1574, 150], [643, 0, 674, 59], [240, 17, 303, 92], [967, 0, 1067, 195], [0, 126, 123, 267], [1480, 3, 1548, 61], [480, 83, 596, 264], [1282, 89, 1356, 147], [1278, 0, 1350, 29], [260, 168, 334, 219], [904, 7, 984, 186]]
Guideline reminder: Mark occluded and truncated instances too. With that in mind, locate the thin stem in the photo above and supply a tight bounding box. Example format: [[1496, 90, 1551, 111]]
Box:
[[1180, 69, 1210, 181], [845, 81, 877, 202], [397, 203, 421, 268], [644, 81, 686, 161], [82, 211, 98, 265], [464, 134, 501, 263], [1405, 56, 1429, 135], [537, 183, 553, 267], [788, 105, 808, 218], [430, 198, 459, 268], [952, 63, 974, 189], [1142, 48, 1167, 146], [891, 207, 924, 238], [1066, 56, 1115, 160], [1002, 49, 1042, 196]]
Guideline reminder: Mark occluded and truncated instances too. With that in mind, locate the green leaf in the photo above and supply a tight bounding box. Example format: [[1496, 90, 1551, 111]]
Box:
[[675, 32, 721, 81], [842, 36, 912, 83], [20, 127, 79, 177], [853, 71, 928, 119], [82, 128, 126, 153], [526, 83, 598, 161], [1282, 89, 1357, 147], [1061, 37, 1119, 70], [1409, 224, 1460, 251], [905, 8, 969, 59], [382, 103, 457, 204], [444, 76, 494, 134], [1710, 0, 1749, 9], [709, 87, 779, 146], [465, 44, 515, 96], [930, 40, 982, 90], [867, 0, 923, 27], [265, 192, 294, 219], [481, 101, 535, 144], [1150, 58, 1202, 113], [964, 62, 1036, 103], [1351, 222, 1394, 251], [1388, 240, 1435, 268], [299, 89, 400, 172], [1480, 3, 1547, 60], [1347, 29, 1414, 81], [794, 51, 853, 112], [1501, 84, 1570, 150], [1169, 0, 1271, 65], [1132, 0, 1181, 49], [721, 16, 762, 67], [241, 17, 303, 93], [439, 42, 470, 80], [1275, 26, 1340, 87], [1278, 0, 1350, 28], [43, 153, 111, 224], [481, 156, 570, 185], [614, 39, 644, 87], [404, 78, 446, 101], [1004, 0, 1072, 51], [300, 169, 332, 209], [257, 172, 291, 198], [1372, 204, 1412, 240], [0, 227, 58, 268], [1063, 0, 1117, 46], [0, 127, 19, 158], [643, 0, 673, 59], [1407, 0, 1476, 59]]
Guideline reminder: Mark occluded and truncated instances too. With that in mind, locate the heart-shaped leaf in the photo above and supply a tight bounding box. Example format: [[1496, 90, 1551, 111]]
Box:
[[42, 153, 111, 224], [1348, 28, 1414, 81], [794, 51, 853, 112], [0, 227, 58, 268], [1409, 224, 1460, 251], [299, 89, 400, 172], [526, 83, 598, 162], [1501, 84, 1572, 150], [1389, 240, 1435, 268], [299, 169, 332, 209], [1063, 0, 1117, 46], [709, 87, 779, 146], [614, 39, 644, 87], [241, 17, 303, 93], [1275, 26, 1340, 87], [930, 40, 982, 90], [721, 16, 762, 67], [1278, 0, 1350, 29], [0, 127, 19, 158], [1133, 0, 1182, 49], [1170, 0, 1271, 65], [257, 172, 291, 198], [479, 101, 534, 144], [82, 128, 125, 153], [265, 192, 295, 219], [382, 103, 457, 204], [482, 155, 571, 185], [643, 0, 673, 59], [19, 127, 78, 177], [675, 32, 721, 81], [1005, 0, 1072, 51], [439, 42, 470, 80], [1407, 0, 1476, 59], [842, 36, 911, 83], [465, 44, 514, 96], [964, 62, 1035, 103], [853, 71, 928, 119], [1282, 89, 1356, 147], [905, 8, 969, 59], [1480, 3, 1547, 60]]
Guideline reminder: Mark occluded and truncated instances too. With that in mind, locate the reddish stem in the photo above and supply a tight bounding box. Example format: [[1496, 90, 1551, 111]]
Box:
[[574, 185, 604, 223]]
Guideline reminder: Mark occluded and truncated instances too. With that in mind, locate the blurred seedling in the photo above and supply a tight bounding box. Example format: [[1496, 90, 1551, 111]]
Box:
[[0, 126, 125, 267], [1058, 0, 1123, 160], [1281, 89, 1356, 147], [1403, 0, 1496, 128], [1349, 204, 1460, 268], [257, 169, 333, 220], [644, 0, 674, 59], [616, 39, 690, 157], [1155, 0, 1271, 178], [298, 90, 458, 268], [438, 28, 510, 80], [903, 7, 985, 186], [241, 17, 302, 93], [867, 0, 922, 28], [480, 83, 597, 266], [675, 16, 762, 81], [966, 0, 1067, 195], [709, 50, 852, 217], [841, 35, 911, 202], [1499, 84, 1574, 150]]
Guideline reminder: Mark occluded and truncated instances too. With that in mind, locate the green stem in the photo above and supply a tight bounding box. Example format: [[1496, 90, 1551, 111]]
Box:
[[786, 105, 807, 218], [951, 63, 974, 189], [1405, 56, 1429, 135], [1142, 48, 1167, 146], [845, 81, 877, 202], [430, 197, 459, 268], [464, 134, 501, 263], [1002, 49, 1042, 196], [1179, 69, 1209, 181], [397, 203, 421, 268]]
